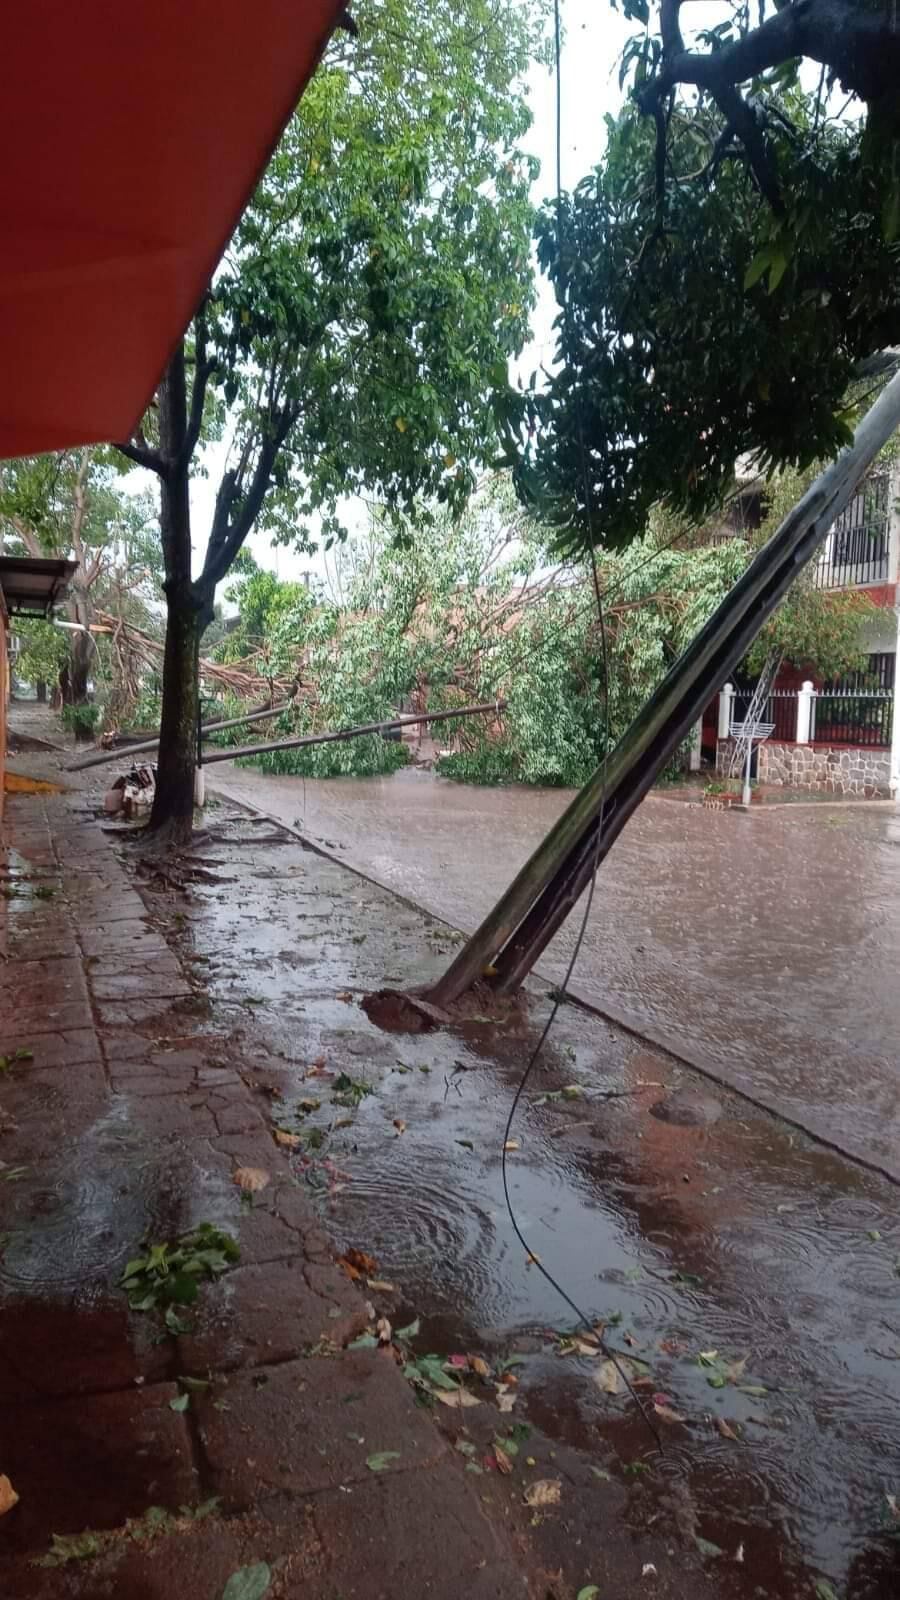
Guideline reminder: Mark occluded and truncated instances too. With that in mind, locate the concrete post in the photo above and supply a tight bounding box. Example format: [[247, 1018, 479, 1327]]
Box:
[[689, 718, 702, 772], [888, 459, 900, 585], [796, 680, 815, 744], [193, 766, 206, 808], [888, 462, 900, 796], [883, 604, 890, 793], [718, 683, 735, 739]]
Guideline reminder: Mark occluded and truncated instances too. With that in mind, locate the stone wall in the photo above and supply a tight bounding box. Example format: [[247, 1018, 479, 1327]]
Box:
[[717, 738, 891, 797]]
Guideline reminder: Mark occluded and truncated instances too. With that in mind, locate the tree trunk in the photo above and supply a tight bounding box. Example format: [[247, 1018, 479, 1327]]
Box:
[[146, 344, 205, 844], [36, 680, 47, 703], [68, 629, 92, 706], [149, 581, 202, 839]]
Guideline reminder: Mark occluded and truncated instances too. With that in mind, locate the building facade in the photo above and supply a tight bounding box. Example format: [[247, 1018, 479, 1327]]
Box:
[[707, 460, 900, 796]]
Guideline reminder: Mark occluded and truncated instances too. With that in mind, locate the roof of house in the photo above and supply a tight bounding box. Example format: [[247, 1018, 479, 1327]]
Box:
[[0, 556, 78, 618], [0, 1, 343, 460]]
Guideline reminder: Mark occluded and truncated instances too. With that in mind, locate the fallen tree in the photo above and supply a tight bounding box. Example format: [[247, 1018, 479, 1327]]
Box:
[[429, 365, 900, 1005]]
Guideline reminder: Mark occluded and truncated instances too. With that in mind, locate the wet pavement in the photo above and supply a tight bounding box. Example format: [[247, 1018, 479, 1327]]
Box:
[[4, 722, 900, 1597], [0, 789, 541, 1599], [211, 762, 900, 1181], [151, 802, 900, 1600]]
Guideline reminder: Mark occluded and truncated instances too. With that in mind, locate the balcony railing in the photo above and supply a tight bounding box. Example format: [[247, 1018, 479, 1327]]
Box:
[[812, 470, 891, 589]]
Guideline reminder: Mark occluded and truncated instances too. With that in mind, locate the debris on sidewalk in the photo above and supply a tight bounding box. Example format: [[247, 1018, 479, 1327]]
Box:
[[103, 760, 156, 817]]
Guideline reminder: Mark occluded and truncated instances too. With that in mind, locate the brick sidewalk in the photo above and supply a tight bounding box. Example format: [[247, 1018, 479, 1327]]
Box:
[[1, 790, 525, 1597]]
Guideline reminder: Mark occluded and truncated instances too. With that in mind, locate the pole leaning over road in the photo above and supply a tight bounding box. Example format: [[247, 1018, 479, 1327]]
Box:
[[428, 369, 900, 1007]]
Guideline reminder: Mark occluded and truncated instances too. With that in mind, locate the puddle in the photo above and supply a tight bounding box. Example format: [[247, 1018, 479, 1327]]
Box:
[[166, 820, 900, 1600]]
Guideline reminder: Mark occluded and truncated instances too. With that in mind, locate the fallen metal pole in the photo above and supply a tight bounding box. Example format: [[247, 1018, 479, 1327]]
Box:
[[199, 700, 507, 764], [429, 367, 900, 1006], [66, 700, 293, 771]]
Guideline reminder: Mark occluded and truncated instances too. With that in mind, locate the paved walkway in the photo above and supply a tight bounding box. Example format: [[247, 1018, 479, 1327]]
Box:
[[0, 788, 525, 1597]]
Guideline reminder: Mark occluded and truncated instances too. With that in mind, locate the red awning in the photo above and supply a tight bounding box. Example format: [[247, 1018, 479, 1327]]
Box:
[[1, 1, 344, 460]]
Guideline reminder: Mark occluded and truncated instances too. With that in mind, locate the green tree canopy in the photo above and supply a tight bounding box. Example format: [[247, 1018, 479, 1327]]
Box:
[[0, 449, 160, 713], [218, 474, 875, 787], [116, 0, 551, 834], [528, 86, 899, 555]]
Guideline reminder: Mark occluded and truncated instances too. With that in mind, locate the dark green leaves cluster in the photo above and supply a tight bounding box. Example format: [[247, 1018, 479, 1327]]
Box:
[[204, 0, 547, 552], [528, 94, 900, 555], [120, 1223, 240, 1333]]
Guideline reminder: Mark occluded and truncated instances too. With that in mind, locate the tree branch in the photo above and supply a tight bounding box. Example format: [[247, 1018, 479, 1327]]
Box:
[[200, 405, 300, 592], [113, 438, 166, 476], [638, 0, 900, 119], [5, 513, 44, 559], [69, 448, 91, 572], [177, 309, 215, 474], [711, 81, 782, 211]]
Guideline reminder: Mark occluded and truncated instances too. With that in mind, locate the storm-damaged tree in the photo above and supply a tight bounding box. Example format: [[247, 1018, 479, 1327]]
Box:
[[0, 450, 158, 734], [430, 2, 900, 1004], [113, 0, 549, 844], [525, 6, 900, 551]]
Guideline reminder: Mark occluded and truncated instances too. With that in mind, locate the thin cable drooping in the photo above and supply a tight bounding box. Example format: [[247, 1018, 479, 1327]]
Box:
[[498, 0, 661, 1452]]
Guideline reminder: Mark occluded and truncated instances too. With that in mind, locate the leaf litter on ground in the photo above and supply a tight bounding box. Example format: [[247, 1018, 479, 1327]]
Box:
[[524, 1479, 561, 1508], [119, 1224, 239, 1326], [221, 1563, 272, 1600]]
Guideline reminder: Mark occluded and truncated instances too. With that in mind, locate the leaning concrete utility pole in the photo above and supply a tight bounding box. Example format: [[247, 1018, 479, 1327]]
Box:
[[428, 368, 900, 1008]]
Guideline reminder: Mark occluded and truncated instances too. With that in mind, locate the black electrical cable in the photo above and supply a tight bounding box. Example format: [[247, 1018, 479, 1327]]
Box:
[[499, 0, 661, 1453]]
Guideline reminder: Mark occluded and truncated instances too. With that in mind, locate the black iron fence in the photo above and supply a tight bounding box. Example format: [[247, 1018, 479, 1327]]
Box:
[[731, 686, 798, 743], [813, 470, 891, 589], [814, 652, 895, 748], [728, 654, 895, 749]]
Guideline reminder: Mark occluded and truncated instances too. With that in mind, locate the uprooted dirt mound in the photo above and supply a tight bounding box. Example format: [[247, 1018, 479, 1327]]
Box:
[[362, 980, 527, 1034]]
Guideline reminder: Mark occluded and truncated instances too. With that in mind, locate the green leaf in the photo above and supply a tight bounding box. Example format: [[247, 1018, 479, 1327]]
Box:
[[366, 1450, 401, 1473], [766, 250, 788, 293], [221, 1564, 272, 1600], [695, 1537, 724, 1559], [882, 164, 900, 243], [169, 1393, 190, 1413], [395, 1317, 421, 1343], [743, 247, 774, 290], [814, 1582, 839, 1600], [577, 1588, 601, 1600]]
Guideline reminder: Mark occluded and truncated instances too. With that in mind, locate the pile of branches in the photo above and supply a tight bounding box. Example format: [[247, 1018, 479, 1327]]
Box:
[[93, 611, 297, 723]]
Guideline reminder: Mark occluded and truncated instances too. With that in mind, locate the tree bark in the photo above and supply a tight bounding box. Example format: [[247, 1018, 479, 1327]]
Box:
[[146, 346, 206, 842], [149, 580, 202, 839]]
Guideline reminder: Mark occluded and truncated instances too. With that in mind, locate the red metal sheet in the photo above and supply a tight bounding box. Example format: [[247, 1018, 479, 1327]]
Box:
[[0, 1, 343, 458]]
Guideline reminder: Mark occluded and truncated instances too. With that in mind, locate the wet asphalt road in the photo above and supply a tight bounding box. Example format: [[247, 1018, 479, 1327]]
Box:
[[210, 763, 900, 1180]]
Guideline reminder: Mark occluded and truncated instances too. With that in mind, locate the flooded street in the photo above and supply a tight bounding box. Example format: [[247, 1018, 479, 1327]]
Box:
[[170, 804, 900, 1600], [211, 763, 900, 1179]]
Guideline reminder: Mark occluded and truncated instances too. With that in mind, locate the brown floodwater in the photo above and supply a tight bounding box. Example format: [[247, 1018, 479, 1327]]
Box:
[[176, 811, 900, 1600], [212, 763, 900, 1179]]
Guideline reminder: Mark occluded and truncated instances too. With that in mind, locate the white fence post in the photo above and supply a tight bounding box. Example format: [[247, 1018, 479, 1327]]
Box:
[[883, 604, 890, 793], [796, 680, 815, 744], [689, 718, 702, 772], [718, 683, 735, 740]]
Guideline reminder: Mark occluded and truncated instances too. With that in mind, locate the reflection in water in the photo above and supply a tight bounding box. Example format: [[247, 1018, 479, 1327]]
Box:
[[215, 765, 900, 1178], [185, 796, 900, 1598]]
